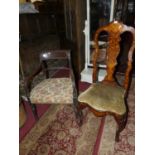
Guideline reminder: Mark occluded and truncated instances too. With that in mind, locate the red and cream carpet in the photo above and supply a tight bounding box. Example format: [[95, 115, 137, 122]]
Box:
[[20, 79, 135, 155], [20, 104, 103, 155]]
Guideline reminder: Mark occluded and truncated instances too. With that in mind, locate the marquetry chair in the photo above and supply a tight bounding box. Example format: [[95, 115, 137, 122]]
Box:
[[24, 50, 82, 123], [78, 21, 135, 141]]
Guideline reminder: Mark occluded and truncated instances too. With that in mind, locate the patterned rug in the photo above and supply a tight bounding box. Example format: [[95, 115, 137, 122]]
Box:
[[20, 104, 103, 155]]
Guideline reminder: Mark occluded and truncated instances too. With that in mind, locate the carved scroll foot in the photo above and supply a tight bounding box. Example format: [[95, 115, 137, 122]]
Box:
[[115, 113, 127, 142]]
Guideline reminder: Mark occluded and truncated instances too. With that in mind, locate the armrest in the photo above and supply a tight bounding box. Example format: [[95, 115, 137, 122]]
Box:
[[24, 64, 42, 96]]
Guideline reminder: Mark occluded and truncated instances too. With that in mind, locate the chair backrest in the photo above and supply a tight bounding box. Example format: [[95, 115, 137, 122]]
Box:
[[93, 21, 135, 90], [39, 50, 78, 98], [39, 50, 73, 78]]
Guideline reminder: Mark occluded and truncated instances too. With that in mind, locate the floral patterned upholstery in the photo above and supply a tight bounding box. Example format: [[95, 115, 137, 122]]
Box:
[[78, 82, 126, 115], [30, 78, 73, 104]]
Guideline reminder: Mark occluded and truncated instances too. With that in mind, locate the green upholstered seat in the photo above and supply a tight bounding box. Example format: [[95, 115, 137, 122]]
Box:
[[78, 82, 126, 115]]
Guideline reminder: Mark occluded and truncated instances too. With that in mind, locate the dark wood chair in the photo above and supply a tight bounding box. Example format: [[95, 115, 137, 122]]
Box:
[[78, 21, 135, 141], [24, 50, 82, 123]]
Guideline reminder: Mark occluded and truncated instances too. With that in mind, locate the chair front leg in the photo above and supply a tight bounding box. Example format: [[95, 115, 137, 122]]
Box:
[[27, 98, 39, 121], [114, 113, 127, 142]]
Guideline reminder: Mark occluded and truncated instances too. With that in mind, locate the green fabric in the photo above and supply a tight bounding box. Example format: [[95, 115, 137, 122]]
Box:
[[78, 82, 126, 115]]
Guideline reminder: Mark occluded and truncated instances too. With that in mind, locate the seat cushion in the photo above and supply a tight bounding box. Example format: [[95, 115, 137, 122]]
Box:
[[30, 78, 73, 104], [78, 82, 126, 115]]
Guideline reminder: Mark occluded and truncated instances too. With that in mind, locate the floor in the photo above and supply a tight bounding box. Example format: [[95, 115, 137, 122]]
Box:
[[20, 78, 135, 155]]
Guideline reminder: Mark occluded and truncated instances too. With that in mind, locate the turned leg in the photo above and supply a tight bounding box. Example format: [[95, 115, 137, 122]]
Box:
[[114, 113, 127, 142], [31, 104, 39, 121], [27, 98, 39, 121]]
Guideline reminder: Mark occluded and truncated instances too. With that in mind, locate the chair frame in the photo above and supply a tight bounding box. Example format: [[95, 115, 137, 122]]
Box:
[[78, 21, 135, 141], [24, 50, 82, 123]]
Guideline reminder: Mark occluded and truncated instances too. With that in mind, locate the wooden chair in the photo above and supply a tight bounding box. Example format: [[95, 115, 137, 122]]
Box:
[[24, 50, 82, 123], [78, 21, 135, 141]]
